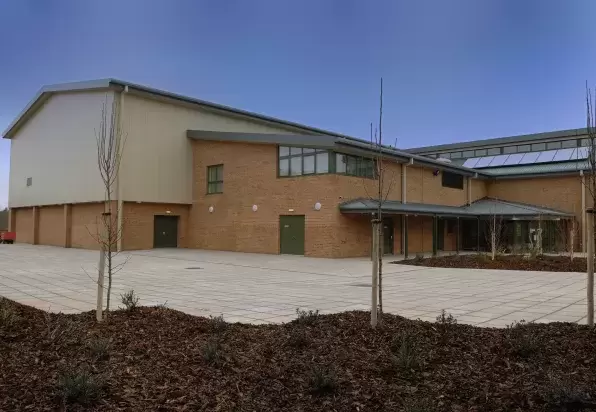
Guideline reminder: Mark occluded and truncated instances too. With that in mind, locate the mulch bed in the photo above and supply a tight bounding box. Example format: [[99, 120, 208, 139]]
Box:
[[2, 298, 596, 411], [396, 254, 588, 272]]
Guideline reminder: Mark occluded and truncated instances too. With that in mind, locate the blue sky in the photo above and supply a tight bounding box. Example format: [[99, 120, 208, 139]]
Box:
[[0, 0, 595, 207]]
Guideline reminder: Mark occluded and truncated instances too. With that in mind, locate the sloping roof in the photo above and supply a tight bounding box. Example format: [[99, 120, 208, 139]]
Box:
[[405, 128, 588, 154], [339, 197, 573, 218], [479, 160, 589, 178]]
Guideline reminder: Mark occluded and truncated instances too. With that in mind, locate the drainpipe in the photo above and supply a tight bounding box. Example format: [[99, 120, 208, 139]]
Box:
[[581, 170, 586, 253], [467, 176, 472, 206], [116, 86, 128, 252], [402, 160, 412, 258]]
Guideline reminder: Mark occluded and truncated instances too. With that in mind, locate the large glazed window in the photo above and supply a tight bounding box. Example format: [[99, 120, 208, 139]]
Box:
[[335, 153, 375, 178], [207, 164, 223, 194], [278, 146, 329, 176], [441, 171, 464, 189]]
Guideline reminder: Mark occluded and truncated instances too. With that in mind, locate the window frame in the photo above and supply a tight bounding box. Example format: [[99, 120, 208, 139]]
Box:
[[441, 171, 464, 190], [278, 146, 331, 177], [206, 164, 224, 194], [335, 152, 376, 179]]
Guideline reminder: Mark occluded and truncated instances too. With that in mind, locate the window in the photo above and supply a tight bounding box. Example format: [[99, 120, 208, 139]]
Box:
[[207, 165, 223, 194], [517, 144, 531, 152], [26, 177, 32, 187], [547, 141, 561, 150], [487, 147, 501, 155], [336, 153, 375, 178], [561, 139, 577, 149], [450, 152, 462, 159], [475, 149, 487, 156], [503, 146, 517, 154], [441, 171, 464, 190], [439, 152, 451, 159], [278, 146, 329, 177], [531, 142, 546, 151], [463, 151, 475, 158]]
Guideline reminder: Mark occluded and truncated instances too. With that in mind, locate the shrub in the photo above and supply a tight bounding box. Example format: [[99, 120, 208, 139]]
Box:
[[435, 310, 457, 343], [202, 338, 223, 366], [309, 366, 338, 394], [44, 313, 82, 346], [57, 370, 103, 406], [414, 253, 425, 262], [287, 329, 309, 348], [209, 315, 228, 333], [88, 337, 111, 361], [295, 308, 320, 325], [120, 290, 139, 311], [507, 320, 541, 358], [0, 298, 19, 329], [391, 334, 421, 371]]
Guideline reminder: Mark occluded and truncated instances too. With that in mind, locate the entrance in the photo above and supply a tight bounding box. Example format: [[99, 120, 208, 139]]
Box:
[[279, 215, 305, 255], [153, 215, 179, 248], [382, 218, 394, 255]]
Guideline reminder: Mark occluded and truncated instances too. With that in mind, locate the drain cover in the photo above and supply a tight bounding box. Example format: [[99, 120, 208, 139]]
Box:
[[185, 267, 203, 270]]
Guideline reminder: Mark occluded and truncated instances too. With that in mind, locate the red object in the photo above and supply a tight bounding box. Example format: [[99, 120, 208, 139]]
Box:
[[1, 232, 16, 244]]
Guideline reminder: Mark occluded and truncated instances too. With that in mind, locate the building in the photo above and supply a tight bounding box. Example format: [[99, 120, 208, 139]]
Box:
[[1, 79, 587, 258]]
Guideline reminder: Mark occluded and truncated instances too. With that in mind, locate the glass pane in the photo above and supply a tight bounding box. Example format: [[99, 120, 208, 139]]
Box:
[[535, 150, 557, 163], [303, 155, 315, 174], [475, 149, 487, 156], [503, 152, 524, 165], [503, 146, 517, 154], [462, 150, 474, 158], [488, 154, 510, 167], [216, 182, 223, 193], [290, 156, 302, 175], [519, 151, 540, 164], [336, 154, 347, 173], [552, 148, 576, 162], [279, 146, 289, 157], [290, 147, 302, 155], [474, 156, 494, 168], [547, 141, 561, 150], [439, 153, 451, 159], [531, 143, 546, 151], [208, 167, 215, 181], [346, 156, 358, 175], [450, 152, 462, 159], [316, 152, 329, 173], [517, 144, 531, 152], [216, 165, 223, 181], [462, 158, 480, 168], [576, 147, 589, 159], [561, 139, 577, 149], [581, 138, 591, 147], [487, 147, 501, 155], [303, 148, 315, 153], [279, 158, 289, 176]]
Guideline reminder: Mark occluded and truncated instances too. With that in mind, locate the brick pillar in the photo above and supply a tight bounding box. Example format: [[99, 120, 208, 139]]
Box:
[[32, 206, 39, 245], [8, 209, 16, 232], [64, 204, 72, 248]]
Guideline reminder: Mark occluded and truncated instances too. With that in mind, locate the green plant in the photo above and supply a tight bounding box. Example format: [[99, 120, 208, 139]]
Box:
[[309, 366, 338, 394], [391, 335, 421, 371], [0, 298, 19, 329], [209, 314, 228, 333], [87, 337, 111, 361], [414, 253, 425, 262], [120, 290, 139, 311], [507, 320, 541, 358], [435, 310, 457, 343], [57, 370, 103, 406], [295, 308, 320, 325], [287, 329, 309, 348], [44, 312, 82, 346], [202, 338, 223, 366]]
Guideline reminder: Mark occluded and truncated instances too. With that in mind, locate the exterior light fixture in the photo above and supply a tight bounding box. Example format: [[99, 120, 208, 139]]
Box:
[[208, 206, 214, 213], [252, 204, 258, 212], [314, 202, 322, 211], [165, 210, 171, 214]]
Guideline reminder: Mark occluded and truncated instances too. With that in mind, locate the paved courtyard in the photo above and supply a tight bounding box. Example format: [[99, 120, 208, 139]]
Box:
[[0, 244, 592, 327]]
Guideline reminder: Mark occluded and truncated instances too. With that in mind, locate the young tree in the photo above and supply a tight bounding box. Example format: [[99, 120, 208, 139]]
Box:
[[584, 83, 596, 326], [92, 95, 127, 321], [485, 212, 504, 261]]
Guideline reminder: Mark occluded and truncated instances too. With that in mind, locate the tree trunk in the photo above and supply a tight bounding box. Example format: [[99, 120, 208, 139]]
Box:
[[371, 221, 379, 328], [588, 212, 594, 326], [96, 246, 105, 322]]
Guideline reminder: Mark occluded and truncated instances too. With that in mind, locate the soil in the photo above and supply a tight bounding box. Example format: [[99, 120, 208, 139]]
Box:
[[396, 254, 588, 272], [2, 298, 596, 412]]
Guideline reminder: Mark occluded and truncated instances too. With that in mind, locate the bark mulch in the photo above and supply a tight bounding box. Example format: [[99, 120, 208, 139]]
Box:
[[396, 254, 587, 272], [2, 298, 596, 412]]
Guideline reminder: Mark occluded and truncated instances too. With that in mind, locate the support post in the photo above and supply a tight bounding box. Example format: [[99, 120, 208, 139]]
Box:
[[432, 215, 438, 257], [32, 206, 39, 245], [8, 209, 16, 233], [456, 217, 460, 255], [404, 215, 409, 259], [63, 204, 72, 248], [587, 209, 594, 326], [371, 220, 379, 327], [476, 217, 480, 252]]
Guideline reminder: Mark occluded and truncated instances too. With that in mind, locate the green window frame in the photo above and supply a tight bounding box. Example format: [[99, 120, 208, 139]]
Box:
[[278, 146, 330, 177], [207, 164, 223, 194], [335, 153, 376, 178]]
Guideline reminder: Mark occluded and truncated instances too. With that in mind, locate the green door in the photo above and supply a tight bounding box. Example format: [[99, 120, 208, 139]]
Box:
[[153, 215, 179, 248], [279, 215, 305, 255]]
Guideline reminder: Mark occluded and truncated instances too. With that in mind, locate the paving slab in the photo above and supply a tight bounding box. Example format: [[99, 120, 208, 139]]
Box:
[[0, 244, 594, 328]]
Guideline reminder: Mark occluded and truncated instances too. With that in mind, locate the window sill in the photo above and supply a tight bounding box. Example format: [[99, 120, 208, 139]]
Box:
[[206, 192, 223, 195]]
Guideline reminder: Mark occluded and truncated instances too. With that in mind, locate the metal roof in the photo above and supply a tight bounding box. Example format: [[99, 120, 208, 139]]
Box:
[[480, 160, 588, 177], [406, 128, 588, 154], [339, 197, 573, 218]]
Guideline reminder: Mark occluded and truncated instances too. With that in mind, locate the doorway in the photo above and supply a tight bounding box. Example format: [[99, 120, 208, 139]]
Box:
[[153, 215, 179, 248], [382, 218, 394, 255], [279, 215, 305, 255]]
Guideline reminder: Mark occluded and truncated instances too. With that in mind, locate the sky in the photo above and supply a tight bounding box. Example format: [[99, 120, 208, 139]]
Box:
[[1, 0, 595, 207]]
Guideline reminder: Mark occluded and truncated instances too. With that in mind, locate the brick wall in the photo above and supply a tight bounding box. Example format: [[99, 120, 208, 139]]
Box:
[[38, 205, 64, 246], [122, 202, 190, 250], [71, 203, 104, 249]]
